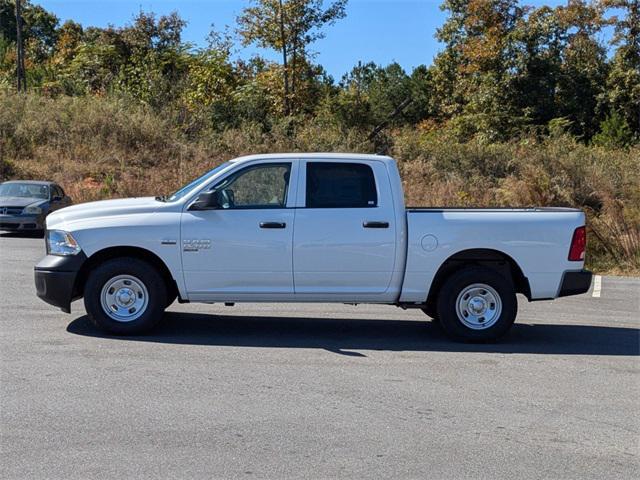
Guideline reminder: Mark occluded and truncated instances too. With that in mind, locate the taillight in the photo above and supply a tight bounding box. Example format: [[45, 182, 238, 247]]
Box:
[[568, 226, 586, 261]]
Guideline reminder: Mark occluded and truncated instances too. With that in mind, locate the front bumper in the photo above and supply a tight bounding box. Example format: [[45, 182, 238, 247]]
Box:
[[34, 253, 87, 313], [558, 270, 593, 297], [0, 214, 44, 231]]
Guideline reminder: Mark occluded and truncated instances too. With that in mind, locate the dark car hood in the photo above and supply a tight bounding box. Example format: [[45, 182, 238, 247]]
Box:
[[0, 196, 47, 208]]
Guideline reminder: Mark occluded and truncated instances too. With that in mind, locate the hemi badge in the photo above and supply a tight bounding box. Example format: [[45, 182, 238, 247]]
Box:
[[161, 239, 177, 245]]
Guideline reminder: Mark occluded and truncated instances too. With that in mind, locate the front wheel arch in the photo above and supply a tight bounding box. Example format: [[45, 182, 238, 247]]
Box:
[[74, 246, 179, 306]]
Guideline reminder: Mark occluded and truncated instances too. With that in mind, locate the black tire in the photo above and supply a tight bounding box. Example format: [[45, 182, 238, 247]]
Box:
[[436, 266, 517, 342], [421, 306, 439, 321], [165, 291, 178, 308], [83, 257, 167, 335]]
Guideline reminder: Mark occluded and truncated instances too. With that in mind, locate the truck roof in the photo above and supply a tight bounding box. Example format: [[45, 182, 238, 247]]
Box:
[[1, 180, 57, 186], [230, 153, 394, 164]]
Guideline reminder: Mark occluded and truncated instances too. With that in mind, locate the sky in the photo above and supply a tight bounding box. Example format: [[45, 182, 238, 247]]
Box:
[[37, 0, 575, 81]]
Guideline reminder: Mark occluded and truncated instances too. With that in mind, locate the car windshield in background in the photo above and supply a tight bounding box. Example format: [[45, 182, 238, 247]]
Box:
[[165, 162, 232, 202], [0, 183, 49, 199]]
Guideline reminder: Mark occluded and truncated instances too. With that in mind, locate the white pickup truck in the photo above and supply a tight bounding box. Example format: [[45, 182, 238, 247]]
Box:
[[35, 153, 591, 341]]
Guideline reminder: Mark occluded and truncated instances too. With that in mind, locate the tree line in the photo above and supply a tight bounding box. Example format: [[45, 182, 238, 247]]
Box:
[[1, 0, 638, 148]]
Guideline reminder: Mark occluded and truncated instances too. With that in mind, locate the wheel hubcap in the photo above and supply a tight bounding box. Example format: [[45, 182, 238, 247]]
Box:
[[100, 275, 149, 323], [455, 283, 502, 330]]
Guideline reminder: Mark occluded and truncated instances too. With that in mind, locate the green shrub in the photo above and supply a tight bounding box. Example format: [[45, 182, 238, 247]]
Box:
[[592, 112, 635, 149]]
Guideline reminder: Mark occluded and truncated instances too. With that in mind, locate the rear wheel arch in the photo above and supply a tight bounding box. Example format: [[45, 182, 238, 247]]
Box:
[[74, 246, 179, 304], [425, 248, 530, 312]]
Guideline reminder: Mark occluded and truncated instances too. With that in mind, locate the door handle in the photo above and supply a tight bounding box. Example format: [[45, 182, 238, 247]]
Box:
[[260, 222, 286, 229], [363, 221, 389, 228]]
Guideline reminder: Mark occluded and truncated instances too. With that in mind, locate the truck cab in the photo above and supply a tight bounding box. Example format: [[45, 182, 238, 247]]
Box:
[[181, 155, 406, 303]]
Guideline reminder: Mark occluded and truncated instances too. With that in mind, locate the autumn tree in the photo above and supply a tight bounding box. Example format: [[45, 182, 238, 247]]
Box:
[[0, 0, 635, 145], [431, 0, 615, 140], [64, 27, 127, 94], [433, 0, 527, 140], [237, 0, 347, 115], [511, 5, 565, 126], [1, 0, 58, 89], [599, 0, 640, 134], [181, 47, 236, 128], [555, 0, 608, 139], [114, 11, 190, 107], [0, 0, 58, 49]]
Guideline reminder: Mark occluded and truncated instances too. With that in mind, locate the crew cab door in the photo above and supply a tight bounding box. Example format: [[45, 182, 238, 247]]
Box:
[[181, 161, 297, 300], [293, 160, 396, 297]]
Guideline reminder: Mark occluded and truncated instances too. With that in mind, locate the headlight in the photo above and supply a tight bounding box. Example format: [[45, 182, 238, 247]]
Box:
[[47, 230, 81, 256], [24, 205, 43, 215]]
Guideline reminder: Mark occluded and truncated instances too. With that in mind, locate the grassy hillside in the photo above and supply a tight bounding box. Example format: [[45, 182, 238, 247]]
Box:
[[1, 92, 638, 273]]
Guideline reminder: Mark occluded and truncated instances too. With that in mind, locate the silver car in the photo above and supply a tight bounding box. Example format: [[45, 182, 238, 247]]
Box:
[[0, 181, 72, 233]]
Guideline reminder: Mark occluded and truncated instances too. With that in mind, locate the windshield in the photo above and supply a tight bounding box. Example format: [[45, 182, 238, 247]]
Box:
[[0, 183, 49, 199], [165, 162, 232, 202]]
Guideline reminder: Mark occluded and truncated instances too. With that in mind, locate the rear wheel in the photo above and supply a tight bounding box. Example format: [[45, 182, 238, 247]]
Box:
[[436, 266, 517, 342], [83, 257, 167, 335]]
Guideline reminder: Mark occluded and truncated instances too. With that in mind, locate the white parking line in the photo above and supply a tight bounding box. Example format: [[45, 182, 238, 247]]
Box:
[[592, 275, 602, 298]]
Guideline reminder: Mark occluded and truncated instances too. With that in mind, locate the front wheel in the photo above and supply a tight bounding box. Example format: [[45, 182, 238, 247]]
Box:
[[420, 306, 439, 322], [436, 266, 517, 342], [83, 257, 167, 335]]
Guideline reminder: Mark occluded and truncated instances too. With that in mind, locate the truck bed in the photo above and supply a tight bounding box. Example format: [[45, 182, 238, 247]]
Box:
[[399, 207, 586, 303]]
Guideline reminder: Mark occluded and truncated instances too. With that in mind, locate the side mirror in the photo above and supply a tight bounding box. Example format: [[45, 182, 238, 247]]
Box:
[[52, 195, 62, 202], [190, 191, 221, 210]]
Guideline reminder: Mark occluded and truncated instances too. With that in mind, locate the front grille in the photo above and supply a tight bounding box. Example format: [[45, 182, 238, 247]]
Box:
[[0, 207, 24, 215]]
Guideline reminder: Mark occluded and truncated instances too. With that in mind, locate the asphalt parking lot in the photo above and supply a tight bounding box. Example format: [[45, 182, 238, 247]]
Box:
[[0, 233, 638, 479]]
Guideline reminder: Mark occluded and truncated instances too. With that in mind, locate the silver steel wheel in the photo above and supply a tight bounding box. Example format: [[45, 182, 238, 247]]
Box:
[[100, 274, 149, 323], [455, 283, 502, 330]]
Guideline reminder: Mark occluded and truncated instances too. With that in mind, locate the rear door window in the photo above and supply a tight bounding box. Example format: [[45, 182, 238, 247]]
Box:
[[306, 162, 377, 208]]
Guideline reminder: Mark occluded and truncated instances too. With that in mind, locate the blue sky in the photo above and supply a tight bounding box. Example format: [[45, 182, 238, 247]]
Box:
[[38, 0, 580, 81]]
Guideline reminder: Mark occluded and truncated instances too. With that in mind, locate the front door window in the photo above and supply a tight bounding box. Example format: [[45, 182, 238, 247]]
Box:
[[213, 164, 291, 209]]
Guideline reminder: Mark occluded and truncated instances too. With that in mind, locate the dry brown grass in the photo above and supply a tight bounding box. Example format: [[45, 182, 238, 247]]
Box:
[[1, 92, 638, 274]]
